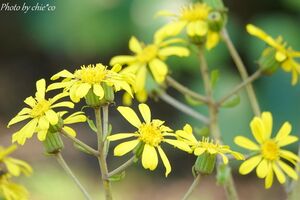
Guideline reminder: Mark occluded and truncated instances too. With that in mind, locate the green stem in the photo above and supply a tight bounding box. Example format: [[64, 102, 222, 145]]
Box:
[[182, 174, 201, 200], [108, 156, 136, 177], [221, 28, 261, 116], [94, 107, 113, 200], [55, 152, 92, 200], [198, 49, 239, 200], [60, 130, 99, 157], [102, 105, 110, 159], [166, 75, 209, 104], [217, 69, 262, 107], [159, 92, 209, 124]]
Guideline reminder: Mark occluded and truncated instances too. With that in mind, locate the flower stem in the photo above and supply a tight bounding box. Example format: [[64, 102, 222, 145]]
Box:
[[166, 75, 209, 104], [221, 28, 261, 116], [102, 105, 110, 159], [55, 152, 92, 200], [60, 130, 99, 157], [217, 69, 262, 107], [182, 174, 201, 200], [94, 107, 113, 200], [198, 49, 239, 200], [159, 92, 209, 124], [108, 156, 136, 177]]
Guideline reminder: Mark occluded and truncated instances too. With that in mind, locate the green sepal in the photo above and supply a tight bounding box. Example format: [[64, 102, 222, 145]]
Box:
[[194, 152, 216, 175], [43, 131, 64, 155], [48, 117, 64, 133], [133, 142, 144, 162], [258, 47, 280, 75], [216, 164, 231, 185], [108, 171, 126, 182], [221, 95, 240, 108], [84, 83, 114, 108]]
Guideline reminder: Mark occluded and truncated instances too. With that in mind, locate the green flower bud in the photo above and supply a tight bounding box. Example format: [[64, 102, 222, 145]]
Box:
[[189, 35, 207, 48], [208, 11, 224, 32], [194, 152, 216, 175], [85, 83, 115, 107], [43, 131, 64, 154], [48, 116, 64, 133], [258, 47, 280, 75]]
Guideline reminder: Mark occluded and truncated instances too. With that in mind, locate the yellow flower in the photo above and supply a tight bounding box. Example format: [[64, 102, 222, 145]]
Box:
[[234, 112, 299, 189], [110, 35, 189, 94], [0, 174, 29, 200], [107, 104, 191, 177], [156, 3, 220, 49], [48, 63, 134, 103], [0, 145, 32, 177], [8, 79, 74, 145], [247, 24, 300, 85], [176, 124, 244, 164]]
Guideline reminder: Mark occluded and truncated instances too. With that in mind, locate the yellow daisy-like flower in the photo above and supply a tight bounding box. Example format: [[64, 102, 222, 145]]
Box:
[[0, 145, 32, 177], [176, 124, 244, 164], [234, 112, 299, 189], [8, 79, 74, 145], [107, 104, 191, 177], [156, 3, 220, 49], [247, 24, 300, 85], [0, 174, 29, 200], [110, 35, 189, 94], [48, 63, 134, 103]]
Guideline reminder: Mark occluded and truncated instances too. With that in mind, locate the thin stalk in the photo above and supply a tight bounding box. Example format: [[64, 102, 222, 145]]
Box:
[[60, 130, 99, 157], [166, 76, 209, 104], [102, 105, 110, 159], [55, 152, 92, 200], [108, 156, 136, 177], [94, 107, 113, 200], [159, 92, 209, 124], [221, 28, 261, 116], [217, 69, 262, 106], [182, 174, 201, 200], [198, 49, 239, 200]]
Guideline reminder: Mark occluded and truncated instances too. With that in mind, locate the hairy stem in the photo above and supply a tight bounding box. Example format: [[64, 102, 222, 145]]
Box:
[[182, 174, 201, 200], [95, 107, 113, 200], [108, 156, 136, 177], [55, 152, 92, 200], [159, 92, 209, 124], [221, 28, 261, 116]]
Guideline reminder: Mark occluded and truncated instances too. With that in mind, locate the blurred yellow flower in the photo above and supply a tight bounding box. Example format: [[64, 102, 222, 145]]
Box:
[[107, 104, 191, 177], [0, 174, 29, 200], [247, 24, 300, 85], [8, 79, 74, 145], [234, 112, 299, 189], [176, 124, 244, 164], [156, 2, 220, 49], [110, 35, 189, 94], [48, 63, 134, 103], [0, 145, 32, 177]]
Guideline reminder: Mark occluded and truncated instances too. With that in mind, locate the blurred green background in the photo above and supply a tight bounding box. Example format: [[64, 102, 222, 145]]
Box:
[[0, 0, 300, 199]]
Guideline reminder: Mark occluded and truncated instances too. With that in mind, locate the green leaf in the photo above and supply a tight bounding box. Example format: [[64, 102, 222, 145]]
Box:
[[210, 69, 219, 89], [221, 95, 240, 108], [216, 164, 231, 185], [73, 143, 92, 155], [87, 118, 97, 133], [184, 95, 204, 106], [108, 171, 126, 182]]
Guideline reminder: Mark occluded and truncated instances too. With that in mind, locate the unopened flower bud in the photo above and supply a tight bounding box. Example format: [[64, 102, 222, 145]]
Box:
[[258, 47, 280, 75], [43, 131, 64, 154], [194, 152, 216, 174]]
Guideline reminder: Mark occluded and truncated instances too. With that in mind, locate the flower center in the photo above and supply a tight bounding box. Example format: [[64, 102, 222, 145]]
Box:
[[139, 123, 163, 147], [75, 65, 107, 84], [180, 3, 211, 22], [261, 140, 279, 161], [137, 45, 158, 63], [30, 99, 51, 117]]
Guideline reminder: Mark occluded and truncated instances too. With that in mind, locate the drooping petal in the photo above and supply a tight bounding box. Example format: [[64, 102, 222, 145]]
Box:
[[37, 116, 49, 131], [219, 153, 229, 164], [265, 168, 274, 189], [164, 139, 192, 153], [63, 113, 87, 124], [256, 159, 269, 178], [278, 160, 298, 180], [272, 163, 286, 184], [138, 104, 151, 123], [157, 146, 171, 177], [62, 126, 76, 137], [279, 150, 299, 163], [206, 32, 219, 50], [117, 106, 142, 128], [142, 144, 158, 170], [158, 47, 189, 57], [37, 130, 48, 141], [194, 20, 208, 36], [93, 84, 104, 99], [234, 136, 259, 150], [149, 58, 168, 83], [275, 122, 292, 142], [135, 65, 147, 92], [45, 110, 59, 125], [107, 133, 138, 141], [114, 140, 140, 156], [13, 118, 38, 145], [51, 101, 74, 109], [194, 147, 205, 156], [76, 83, 91, 98], [239, 155, 262, 175]]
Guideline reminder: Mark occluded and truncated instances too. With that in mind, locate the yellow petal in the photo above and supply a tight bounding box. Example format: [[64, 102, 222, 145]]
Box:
[[256, 159, 269, 178], [277, 135, 298, 147], [149, 58, 168, 83], [275, 122, 292, 142], [186, 22, 196, 36], [206, 32, 220, 50], [234, 136, 259, 150], [154, 21, 186, 44], [157, 146, 171, 177], [164, 139, 192, 152], [107, 133, 137, 141], [278, 160, 298, 180], [136, 89, 148, 103], [194, 20, 208, 36], [24, 96, 36, 107], [158, 47, 190, 57], [138, 104, 151, 123], [275, 51, 287, 62], [261, 112, 273, 140], [142, 144, 158, 170], [37, 130, 48, 141], [154, 10, 177, 18], [45, 110, 58, 125], [51, 69, 74, 80], [129, 36, 142, 53], [50, 92, 69, 104], [250, 117, 265, 143], [194, 147, 205, 156], [272, 163, 286, 184], [114, 140, 140, 156], [122, 92, 133, 106], [93, 84, 104, 99], [117, 106, 142, 128], [279, 150, 299, 163], [76, 83, 91, 98], [219, 153, 229, 164], [62, 126, 76, 137], [63, 113, 86, 124], [110, 55, 135, 66], [51, 101, 74, 109], [265, 168, 274, 189], [13, 118, 38, 145], [37, 116, 49, 131], [135, 66, 147, 92], [239, 155, 262, 175], [35, 79, 46, 100], [8, 115, 31, 127], [246, 24, 279, 49]]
